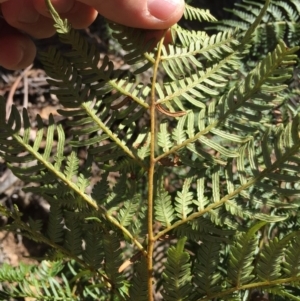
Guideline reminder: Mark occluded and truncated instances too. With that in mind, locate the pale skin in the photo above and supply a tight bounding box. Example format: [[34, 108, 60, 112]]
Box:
[[0, 0, 185, 70]]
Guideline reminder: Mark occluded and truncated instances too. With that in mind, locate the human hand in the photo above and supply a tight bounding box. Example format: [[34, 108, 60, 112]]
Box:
[[0, 0, 185, 70]]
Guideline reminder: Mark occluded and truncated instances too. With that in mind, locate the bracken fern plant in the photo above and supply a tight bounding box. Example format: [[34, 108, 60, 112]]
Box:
[[0, 0, 300, 300]]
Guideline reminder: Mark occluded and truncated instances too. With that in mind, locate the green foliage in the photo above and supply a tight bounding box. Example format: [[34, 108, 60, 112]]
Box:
[[162, 237, 192, 301], [0, 0, 300, 300], [212, 0, 300, 53], [0, 261, 75, 300]]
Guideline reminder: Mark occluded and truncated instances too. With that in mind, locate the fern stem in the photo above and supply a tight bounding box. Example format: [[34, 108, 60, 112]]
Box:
[[240, 0, 271, 46], [12, 134, 99, 209], [108, 79, 149, 109], [81, 102, 147, 169], [46, 0, 148, 170], [195, 276, 300, 301], [154, 139, 300, 241], [12, 132, 146, 256], [155, 40, 296, 163], [147, 30, 167, 301], [154, 120, 215, 162]]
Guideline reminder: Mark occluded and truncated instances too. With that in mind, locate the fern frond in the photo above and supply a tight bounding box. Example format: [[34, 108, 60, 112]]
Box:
[[193, 242, 223, 297], [0, 102, 99, 210], [161, 30, 240, 80], [282, 235, 300, 277], [47, 202, 64, 243], [183, 4, 217, 22], [239, 0, 271, 45], [1, 0, 300, 299], [104, 173, 128, 213], [38, 13, 151, 169], [257, 232, 300, 281], [64, 151, 80, 180], [117, 194, 141, 227], [175, 218, 235, 242], [219, 40, 298, 124], [172, 114, 188, 145], [171, 25, 209, 47], [157, 119, 173, 152], [213, 0, 300, 53], [64, 212, 83, 256], [109, 22, 155, 74], [0, 262, 32, 283], [235, 115, 300, 198], [40, 45, 149, 167], [128, 258, 148, 301], [129, 202, 148, 237], [82, 226, 104, 270], [0, 261, 75, 300], [103, 232, 129, 298], [91, 173, 110, 205], [135, 130, 151, 160], [228, 222, 265, 286], [155, 56, 238, 112], [175, 177, 194, 220], [103, 175, 147, 236], [162, 237, 193, 301], [155, 189, 175, 228], [266, 286, 300, 301]]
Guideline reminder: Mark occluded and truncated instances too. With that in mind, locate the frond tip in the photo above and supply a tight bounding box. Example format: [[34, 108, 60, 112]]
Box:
[[184, 4, 217, 22]]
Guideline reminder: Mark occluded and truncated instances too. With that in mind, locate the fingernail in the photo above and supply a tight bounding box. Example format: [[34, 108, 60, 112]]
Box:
[[147, 0, 181, 21], [15, 45, 25, 67], [17, 7, 39, 23]]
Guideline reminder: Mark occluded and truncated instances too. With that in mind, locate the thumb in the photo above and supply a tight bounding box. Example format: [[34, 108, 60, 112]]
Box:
[[78, 0, 185, 29]]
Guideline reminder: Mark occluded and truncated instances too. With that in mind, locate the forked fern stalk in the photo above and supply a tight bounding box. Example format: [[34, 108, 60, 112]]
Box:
[[0, 0, 300, 300], [147, 29, 168, 301]]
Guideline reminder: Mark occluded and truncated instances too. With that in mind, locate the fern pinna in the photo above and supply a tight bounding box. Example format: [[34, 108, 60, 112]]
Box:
[[0, 0, 300, 300]]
